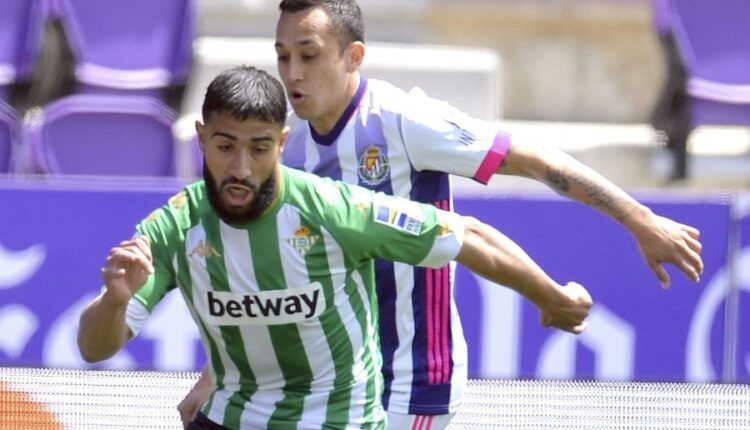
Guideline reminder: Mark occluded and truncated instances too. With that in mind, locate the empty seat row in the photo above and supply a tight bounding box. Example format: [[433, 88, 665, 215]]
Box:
[[0, 95, 199, 178], [0, 0, 194, 105]]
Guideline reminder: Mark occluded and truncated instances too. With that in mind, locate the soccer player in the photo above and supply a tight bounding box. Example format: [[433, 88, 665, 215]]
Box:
[[77, 66, 592, 430], [179, 1, 704, 428]]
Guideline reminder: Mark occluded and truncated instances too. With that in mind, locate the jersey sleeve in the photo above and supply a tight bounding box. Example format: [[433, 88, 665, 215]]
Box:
[[399, 87, 510, 184], [124, 200, 180, 336], [325, 180, 465, 268]]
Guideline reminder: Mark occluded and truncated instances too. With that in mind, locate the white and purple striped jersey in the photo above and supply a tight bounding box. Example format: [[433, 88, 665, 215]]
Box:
[[282, 78, 509, 415]]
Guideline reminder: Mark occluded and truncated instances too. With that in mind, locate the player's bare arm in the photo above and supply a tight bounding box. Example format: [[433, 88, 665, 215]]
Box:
[[497, 140, 703, 288], [77, 236, 154, 362], [455, 216, 592, 334]]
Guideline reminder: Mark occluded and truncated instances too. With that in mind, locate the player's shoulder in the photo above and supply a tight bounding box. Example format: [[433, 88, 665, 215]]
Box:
[[284, 166, 346, 201], [365, 78, 412, 113], [140, 181, 206, 233], [284, 167, 371, 213], [366, 78, 453, 119]]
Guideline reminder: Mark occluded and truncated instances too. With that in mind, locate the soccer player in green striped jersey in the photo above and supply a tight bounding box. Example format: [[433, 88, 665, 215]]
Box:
[[77, 66, 593, 429]]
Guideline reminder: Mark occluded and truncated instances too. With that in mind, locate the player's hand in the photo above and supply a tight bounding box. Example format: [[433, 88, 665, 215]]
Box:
[[628, 209, 703, 289], [100, 236, 154, 306], [179, 371, 213, 428], [539, 282, 592, 334]]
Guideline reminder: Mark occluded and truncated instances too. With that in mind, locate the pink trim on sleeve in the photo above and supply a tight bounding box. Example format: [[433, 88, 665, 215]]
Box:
[[473, 131, 511, 184]]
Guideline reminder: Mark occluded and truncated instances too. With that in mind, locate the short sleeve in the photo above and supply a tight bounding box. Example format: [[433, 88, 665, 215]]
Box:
[[325, 182, 465, 268], [400, 88, 510, 184], [122, 203, 179, 336]]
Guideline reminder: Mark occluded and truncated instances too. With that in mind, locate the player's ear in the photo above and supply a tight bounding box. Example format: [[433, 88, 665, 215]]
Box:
[[279, 126, 291, 153], [195, 120, 206, 154], [345, 41, 365, 73]]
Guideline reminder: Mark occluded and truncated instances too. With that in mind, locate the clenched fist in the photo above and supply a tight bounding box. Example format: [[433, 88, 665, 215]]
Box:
[[539, 282, 592, 334], [100, 235, 154, 306]]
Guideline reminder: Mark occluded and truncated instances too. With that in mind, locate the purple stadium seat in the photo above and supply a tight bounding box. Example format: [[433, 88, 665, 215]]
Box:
[[0, 0, 45, 95], [671, 0, 750, 122], [651, 0, 750, 179], [0, 102, 19, 173], [25, 95, 177, 176], [56, 0, 194, 93]]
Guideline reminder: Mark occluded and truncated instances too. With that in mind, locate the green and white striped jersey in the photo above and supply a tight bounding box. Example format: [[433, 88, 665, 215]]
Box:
[[124, 166, 465, 429]]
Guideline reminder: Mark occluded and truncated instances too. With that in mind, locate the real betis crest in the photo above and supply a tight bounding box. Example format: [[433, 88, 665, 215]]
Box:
[[358, 145, 389, 186], [287, 226, 321, 256]]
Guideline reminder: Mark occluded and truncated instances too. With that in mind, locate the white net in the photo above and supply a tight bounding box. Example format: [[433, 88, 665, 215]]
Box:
[[453, 379, 750, 430], [1, 367, 748, 429]]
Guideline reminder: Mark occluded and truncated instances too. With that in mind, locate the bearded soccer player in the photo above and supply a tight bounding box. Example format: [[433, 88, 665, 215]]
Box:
[[77, 66, 593, 429], [178, 1, 704, 429]]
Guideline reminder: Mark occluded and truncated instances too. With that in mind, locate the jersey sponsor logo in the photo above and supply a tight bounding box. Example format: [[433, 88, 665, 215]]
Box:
[[374, 197, 424, 236], [189, 240, 221, 258], [201, 282, 325, 325], [358, 145, 389, 186], [287, 226, 321, 257]]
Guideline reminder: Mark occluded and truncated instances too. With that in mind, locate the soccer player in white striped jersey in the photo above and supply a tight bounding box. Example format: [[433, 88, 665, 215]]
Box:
[[77, 65, 593, 429], [179, 1, 704, 428]]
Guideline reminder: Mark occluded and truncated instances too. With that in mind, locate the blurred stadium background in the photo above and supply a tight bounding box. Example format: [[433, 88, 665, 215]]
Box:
[[1, 0, 749, 428]]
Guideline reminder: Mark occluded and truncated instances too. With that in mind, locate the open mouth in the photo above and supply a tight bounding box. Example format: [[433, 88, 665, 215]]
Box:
[[290, 91, 305, 103], [223, 184, 254, 207]]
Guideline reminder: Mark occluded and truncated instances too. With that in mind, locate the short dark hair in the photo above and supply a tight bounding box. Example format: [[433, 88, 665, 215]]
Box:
[[201, 66, 287, 126], [279, 0, 365, 52]]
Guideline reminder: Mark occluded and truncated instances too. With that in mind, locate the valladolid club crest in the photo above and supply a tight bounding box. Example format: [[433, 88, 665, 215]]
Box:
[[358, 145, 389, 186], [287, 226, 321, 256]]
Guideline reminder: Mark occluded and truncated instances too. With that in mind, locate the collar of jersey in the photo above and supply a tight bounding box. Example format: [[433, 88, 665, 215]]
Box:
[[309, 76, 368, 146]]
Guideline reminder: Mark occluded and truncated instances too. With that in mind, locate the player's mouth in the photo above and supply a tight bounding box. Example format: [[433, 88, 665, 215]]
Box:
[[223, 184, 254, 207], [290, 91, 306, 105]]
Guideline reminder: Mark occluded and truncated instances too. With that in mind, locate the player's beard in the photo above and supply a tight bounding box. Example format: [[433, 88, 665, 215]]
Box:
[[203, 162, 277, 225]]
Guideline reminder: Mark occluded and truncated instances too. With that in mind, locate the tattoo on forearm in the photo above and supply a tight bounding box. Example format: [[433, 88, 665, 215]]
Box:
[[546, 167, 633, 221], [546, 169, 570, 192]]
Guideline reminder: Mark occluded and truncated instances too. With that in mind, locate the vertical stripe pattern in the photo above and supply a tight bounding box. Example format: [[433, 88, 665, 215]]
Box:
[[425, 200, 452, 384], [279, 78, 488, 416]]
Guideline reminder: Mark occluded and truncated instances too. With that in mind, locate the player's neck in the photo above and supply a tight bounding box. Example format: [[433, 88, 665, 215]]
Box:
[[309, 74, 361, 136]]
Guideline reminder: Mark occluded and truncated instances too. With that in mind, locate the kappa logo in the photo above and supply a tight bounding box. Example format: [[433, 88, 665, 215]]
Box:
[[169, 191, 188, 210], [358, 145, 389, 186], [287, 226, 321, 256], [202, 282, 326, 325], [144, 210, 159, 225], [438, 221, 452, 237], [189, 240, 221, 258], [350, 187, 373, 218]]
